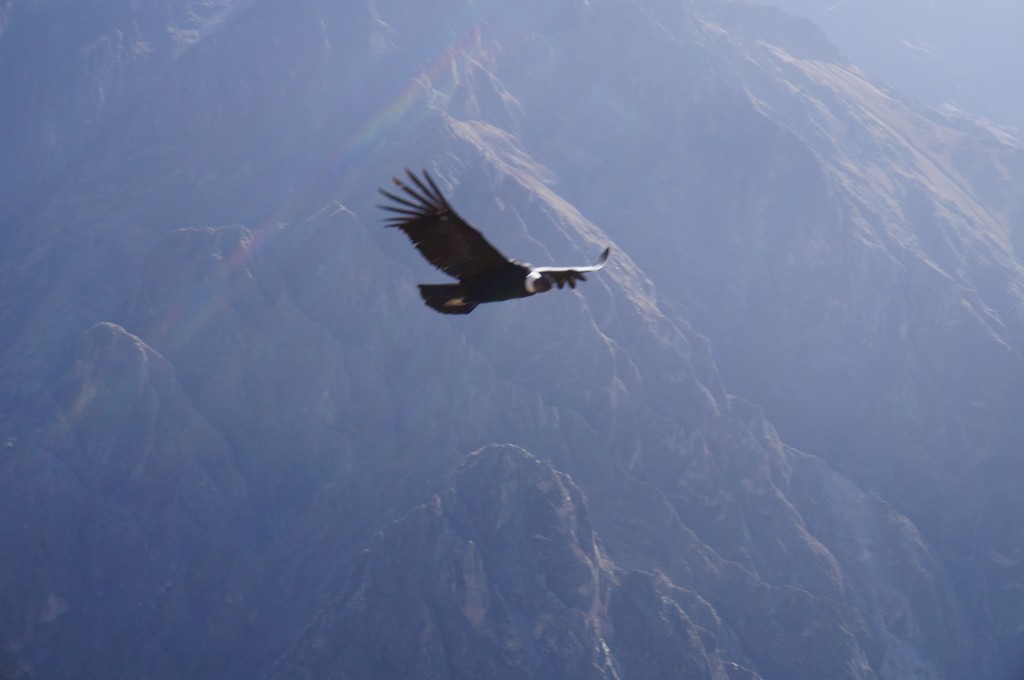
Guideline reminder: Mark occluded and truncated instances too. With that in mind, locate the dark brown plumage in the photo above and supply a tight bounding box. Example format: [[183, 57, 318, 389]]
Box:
[[379, 169, 609, 315]]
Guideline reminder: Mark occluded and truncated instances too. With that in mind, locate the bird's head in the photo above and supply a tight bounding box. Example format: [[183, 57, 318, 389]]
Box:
[[525, 270, 553, 294]]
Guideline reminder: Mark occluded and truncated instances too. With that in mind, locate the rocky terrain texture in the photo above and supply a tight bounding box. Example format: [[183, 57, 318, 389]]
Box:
[[1, 0, 1022, 678]]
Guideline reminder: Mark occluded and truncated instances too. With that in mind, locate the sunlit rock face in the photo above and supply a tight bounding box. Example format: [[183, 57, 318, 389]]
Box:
[[2, 0, 1023, 678]]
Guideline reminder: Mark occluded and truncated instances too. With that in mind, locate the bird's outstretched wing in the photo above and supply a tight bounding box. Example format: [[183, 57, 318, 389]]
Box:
[[378, 169, 513, 281], [533, 247, 611, 289]]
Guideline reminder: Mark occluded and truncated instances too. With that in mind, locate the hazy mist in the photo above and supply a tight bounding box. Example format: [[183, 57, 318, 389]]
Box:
[[756, 0, 1024, 129], [1, 1, 1023, 678]]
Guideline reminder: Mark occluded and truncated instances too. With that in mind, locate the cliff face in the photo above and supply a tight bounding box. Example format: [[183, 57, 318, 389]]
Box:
[[269, 444, 960, 680], [273, 445, 627, 680], [1, 0, 1022, 678]]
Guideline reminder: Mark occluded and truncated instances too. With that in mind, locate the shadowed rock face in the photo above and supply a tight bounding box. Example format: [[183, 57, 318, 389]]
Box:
[[272, 445, 739, 680], [1, 0, 1023, 679], [56, 322, 241, 506], [272, 446, 621, 680], [0, 322, 247, 679]]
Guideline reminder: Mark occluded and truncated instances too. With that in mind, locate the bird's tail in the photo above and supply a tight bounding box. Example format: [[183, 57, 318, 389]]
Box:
[[418, 284, 478, 315]]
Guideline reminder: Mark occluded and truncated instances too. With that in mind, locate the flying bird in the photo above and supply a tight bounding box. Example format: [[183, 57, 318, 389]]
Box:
[[379, 169, 610, 315]]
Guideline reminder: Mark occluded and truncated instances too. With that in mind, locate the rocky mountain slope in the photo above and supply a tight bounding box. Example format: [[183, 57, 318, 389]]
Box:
[[756, 0, 1024, 129], [1, 0, 1022, 678]]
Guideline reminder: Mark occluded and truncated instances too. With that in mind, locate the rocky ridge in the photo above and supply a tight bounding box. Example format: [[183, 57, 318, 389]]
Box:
[[1, 0, 1022, 678]]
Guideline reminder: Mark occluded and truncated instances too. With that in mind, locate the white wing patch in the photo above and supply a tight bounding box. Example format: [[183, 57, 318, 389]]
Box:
[[525, 271, 543, 294]]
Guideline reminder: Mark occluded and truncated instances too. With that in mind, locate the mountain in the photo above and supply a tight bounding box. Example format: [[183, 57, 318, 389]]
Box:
[[754, 0, 1024, 130], [1, 0, 1022, 678]]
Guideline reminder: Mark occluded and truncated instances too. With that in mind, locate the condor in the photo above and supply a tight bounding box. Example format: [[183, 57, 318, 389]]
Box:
[[379, 169, 609, 315]]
